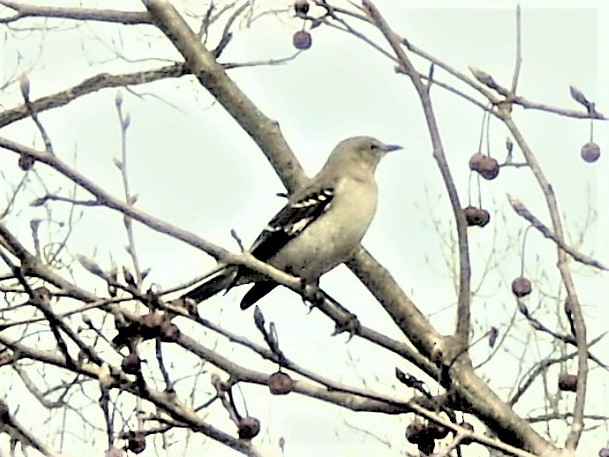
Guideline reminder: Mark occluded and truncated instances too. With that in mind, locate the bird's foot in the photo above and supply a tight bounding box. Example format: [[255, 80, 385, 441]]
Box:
[[298, 278, 324, 313], [332, 311, 360, 342]]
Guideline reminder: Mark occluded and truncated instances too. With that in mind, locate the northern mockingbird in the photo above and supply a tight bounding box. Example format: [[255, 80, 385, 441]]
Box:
[[184, 136, 401, 309]]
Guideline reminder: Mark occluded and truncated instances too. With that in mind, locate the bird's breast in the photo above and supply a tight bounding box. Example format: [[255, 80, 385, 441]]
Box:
[[269, 176, 378, 280]]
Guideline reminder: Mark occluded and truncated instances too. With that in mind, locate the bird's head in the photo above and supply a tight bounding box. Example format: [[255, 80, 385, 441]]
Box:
[[328, 136, 402, 173]]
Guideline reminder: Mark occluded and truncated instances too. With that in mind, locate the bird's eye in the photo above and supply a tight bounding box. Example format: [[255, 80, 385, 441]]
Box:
[[369, 142, 379, 150]]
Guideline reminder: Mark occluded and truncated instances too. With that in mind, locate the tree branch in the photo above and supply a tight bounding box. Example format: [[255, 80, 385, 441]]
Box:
[[0, 1, 150, 24]]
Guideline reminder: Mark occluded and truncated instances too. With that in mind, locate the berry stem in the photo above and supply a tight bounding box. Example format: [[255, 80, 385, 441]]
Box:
[[476, 107, 490, 154], [485, 109, 493, 157], [520, 225, 533, 277]]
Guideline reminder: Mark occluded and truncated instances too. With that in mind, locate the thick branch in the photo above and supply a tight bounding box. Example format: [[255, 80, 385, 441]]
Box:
[[142, 0, 444, 383], [0, 336, 264, 457], [501, 116, 588, 451], [0, 1, 150, 24], [362, 0, 471, 346], [143, 0, 306, 193]]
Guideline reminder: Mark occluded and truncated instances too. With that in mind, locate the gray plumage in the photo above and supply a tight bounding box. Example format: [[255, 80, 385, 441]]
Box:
[[184, 136, 401, 309]]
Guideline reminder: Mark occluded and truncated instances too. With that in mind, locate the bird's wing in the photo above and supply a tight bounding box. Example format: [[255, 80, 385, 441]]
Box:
[[249, 187, 334, 261]]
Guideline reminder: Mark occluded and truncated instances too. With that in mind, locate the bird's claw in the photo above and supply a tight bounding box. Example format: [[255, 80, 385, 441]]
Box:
[[332, 313, 360, 341]]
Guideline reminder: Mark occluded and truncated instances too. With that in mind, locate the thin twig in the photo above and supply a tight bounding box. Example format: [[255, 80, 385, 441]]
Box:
[[510, 4, 522, 94], [508, 195, 608, 272], [362, 0, 471, 346], [501, 116, 588, 450]]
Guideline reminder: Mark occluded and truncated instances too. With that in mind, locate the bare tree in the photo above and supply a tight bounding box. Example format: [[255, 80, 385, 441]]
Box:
[[0, 1, 606, 457]]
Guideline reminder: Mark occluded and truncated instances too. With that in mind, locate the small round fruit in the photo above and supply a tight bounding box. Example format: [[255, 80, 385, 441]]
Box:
[[427, 422, 449, 440], [126, 431, 146, 454], [581, 141, 600, 163], [468, 152, 485, 171], [417, 437, 435, 455], [294, 0, 309, 15], [459, 421, 474, 445], [405, 421, 426, 444], [268, 371, 293, 395], [293, 30, 312, 50], [478, 155, 500, 180], [238, 416, 261, 439], [598, 447, 609, 457], [19, 153, 35, 171], [121, 352, 141, 375], [558, 373, 578, 392], [511, 276, 532, 298], [469, 152, 499, 179], [463, 206, 490, 227]]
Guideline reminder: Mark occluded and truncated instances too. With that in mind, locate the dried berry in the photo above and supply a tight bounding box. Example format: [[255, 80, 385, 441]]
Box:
[[121, 352, 141, 375], [469, 152, 499, 179], [294, 0, 309, 15], [511, 276, 532, 298], [417, 437, 435, 455], [126, 431, 146, 454], [238, 416, 261, 439], [19, 153, 35, 171], [478, 155, 500, 180], [558, 373, 578, 392], [459, 421, 474, 445], [468, 152, 485, 171], [405, 421, 426, 444], [427, 422, 449, 440], [463, 206, 490, 227], [581, 141, 600, 163], [293, 30, 312, 50], [268, 371, 293, 395]]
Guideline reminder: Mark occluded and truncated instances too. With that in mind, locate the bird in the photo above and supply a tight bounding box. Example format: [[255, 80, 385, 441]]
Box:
[[183, 136, 401, 310]]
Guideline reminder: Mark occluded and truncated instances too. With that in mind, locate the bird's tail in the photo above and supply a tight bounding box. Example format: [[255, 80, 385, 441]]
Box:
[[182, 266, 239, 303]]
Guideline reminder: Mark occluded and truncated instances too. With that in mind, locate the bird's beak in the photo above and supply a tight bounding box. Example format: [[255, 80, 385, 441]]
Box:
[[383, 144, 402, 152]]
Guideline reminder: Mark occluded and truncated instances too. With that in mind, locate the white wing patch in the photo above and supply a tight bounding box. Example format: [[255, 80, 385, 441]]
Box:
[[252, 188, 335, 260], [287, 217, 311, 235], [292, 190, 332, 208], [265, 189, 334, 234]]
